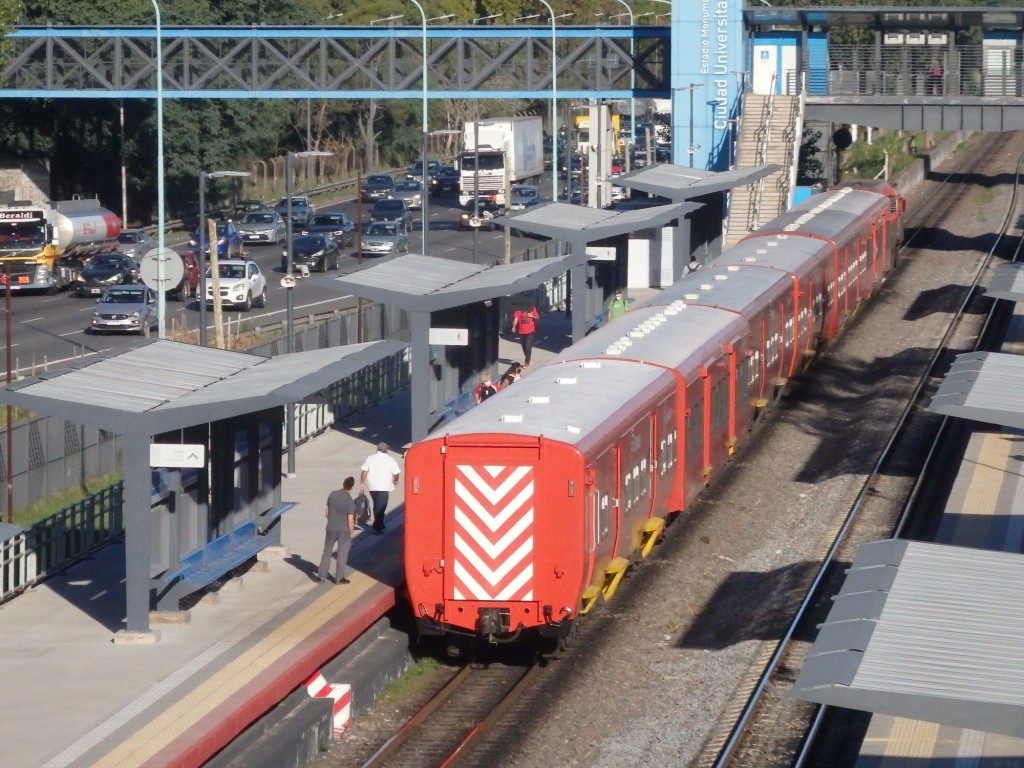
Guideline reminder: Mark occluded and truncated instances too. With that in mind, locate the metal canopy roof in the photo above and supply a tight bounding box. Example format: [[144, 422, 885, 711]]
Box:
[[324, 253, 587, 313], [743, 7, 1024, 31], [492, 200, 699, 242], [927, 351, 1024, 429], [985, 262, 1024, 302], [614, 164, 783, 202], [0, 339, 407, 436], [789, 539, 1024, 739]]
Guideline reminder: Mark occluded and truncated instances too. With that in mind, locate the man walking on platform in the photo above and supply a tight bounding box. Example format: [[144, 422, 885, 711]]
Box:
[[316, 476, 356, 584], [360, 442, 401, 535], [512, 305, 540, 367], [607, 289, 628, 321]]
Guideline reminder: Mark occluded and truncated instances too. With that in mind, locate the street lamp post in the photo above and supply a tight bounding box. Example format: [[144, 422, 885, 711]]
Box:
[[539, 0, 558, 204], [149, 0, 167, 338], [198, 170, 250, 347], [284, 150, 333, 475], [612, 0, 635, 173], [408, 0, 430, 255]]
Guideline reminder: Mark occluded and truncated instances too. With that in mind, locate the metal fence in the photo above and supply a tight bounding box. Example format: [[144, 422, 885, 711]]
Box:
[[805, 45, 1024, 98]]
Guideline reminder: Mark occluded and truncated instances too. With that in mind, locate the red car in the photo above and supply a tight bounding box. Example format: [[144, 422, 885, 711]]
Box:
[[171, 248, 202, 302]]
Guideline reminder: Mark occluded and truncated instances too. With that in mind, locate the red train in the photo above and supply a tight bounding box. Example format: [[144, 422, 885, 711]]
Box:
[[404, 181, 905, 648]]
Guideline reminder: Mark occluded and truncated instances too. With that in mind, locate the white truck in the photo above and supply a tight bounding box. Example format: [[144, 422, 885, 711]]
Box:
[[0, 197, 122, 293], [458, 116, 544, 206]]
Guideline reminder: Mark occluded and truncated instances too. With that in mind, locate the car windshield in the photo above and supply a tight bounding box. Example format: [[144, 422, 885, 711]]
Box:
[[366, 223, 399, 236], [293, 236, 323, 250], [102, 288, 146, 303], [464, 199, 494, 211], [117, 232, 141, 244], [513, 187, 537, 199], [91, 255, 123, 268], [366, 176, 392, 186], [215, 223, 232, 235], [395, 181, 420, 192], [210, 264, 246, 279], [243, 213, 274, 224], [311, 214, 346, 226], [375, 200, 403, 211], [277, 198, 308, 208]]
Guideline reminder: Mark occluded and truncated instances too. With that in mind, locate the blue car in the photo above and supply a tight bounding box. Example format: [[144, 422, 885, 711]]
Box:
[[189, 220, 244, 258]]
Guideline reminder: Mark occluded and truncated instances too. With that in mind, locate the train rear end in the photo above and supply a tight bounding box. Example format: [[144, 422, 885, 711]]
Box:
[[405, 433, 585, 647]]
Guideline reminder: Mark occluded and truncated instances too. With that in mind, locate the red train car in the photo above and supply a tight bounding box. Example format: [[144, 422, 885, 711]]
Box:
[[404, 185, 905, 648]]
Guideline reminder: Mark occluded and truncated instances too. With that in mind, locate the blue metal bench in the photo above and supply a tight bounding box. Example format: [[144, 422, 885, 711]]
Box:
[[153, 503, 293, 611]]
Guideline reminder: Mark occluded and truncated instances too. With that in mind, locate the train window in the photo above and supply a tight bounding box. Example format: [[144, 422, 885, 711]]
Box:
[[686, 397, 703, 469]]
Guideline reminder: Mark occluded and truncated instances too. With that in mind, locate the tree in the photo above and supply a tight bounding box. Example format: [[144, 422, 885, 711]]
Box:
[[798, 126, 825, 184]]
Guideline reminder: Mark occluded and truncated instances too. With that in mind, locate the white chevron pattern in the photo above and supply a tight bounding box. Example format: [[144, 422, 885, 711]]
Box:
[[449, 463, 535, 601]]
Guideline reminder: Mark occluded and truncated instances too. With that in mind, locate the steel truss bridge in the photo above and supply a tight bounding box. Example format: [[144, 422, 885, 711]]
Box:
[[0, 26, 670, 100]]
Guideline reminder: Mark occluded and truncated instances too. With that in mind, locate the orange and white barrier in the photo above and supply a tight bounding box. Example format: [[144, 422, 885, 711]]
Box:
[[304, 671, 352, 737]]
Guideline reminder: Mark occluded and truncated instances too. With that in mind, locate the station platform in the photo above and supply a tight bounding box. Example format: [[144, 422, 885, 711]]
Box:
[[0, 293, 654, 768]]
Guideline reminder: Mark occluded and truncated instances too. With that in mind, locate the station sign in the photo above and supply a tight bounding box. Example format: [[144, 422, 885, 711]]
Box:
[[429, 328, 469, 346], [150, 443, 206, 468]]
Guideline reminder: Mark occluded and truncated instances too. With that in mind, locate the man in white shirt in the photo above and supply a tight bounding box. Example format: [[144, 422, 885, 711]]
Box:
[[360, 442, 401, 535]]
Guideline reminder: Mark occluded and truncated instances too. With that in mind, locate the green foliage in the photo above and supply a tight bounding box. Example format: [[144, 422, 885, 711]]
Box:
[[14, 472, 123, 527], [798, 126, 824, 183]]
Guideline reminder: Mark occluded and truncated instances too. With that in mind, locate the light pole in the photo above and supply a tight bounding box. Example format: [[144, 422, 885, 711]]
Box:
[[198, 170, 250, 347], [284, 150, 333, 475], [370, 14, 404, 24], [149, 0, 167, 338], [408, 0, 430, 256], [675, 82, 704, 167], [473, 13, 501, 23], [612, 0, 635, 173], [515, 5, 560, 203]]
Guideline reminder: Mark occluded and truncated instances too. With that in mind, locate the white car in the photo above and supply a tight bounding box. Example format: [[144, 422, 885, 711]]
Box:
[[204, 259, 267, 311]]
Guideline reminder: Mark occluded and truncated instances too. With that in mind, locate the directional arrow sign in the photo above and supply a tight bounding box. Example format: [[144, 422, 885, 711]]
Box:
[[150, 444, 206, 468]]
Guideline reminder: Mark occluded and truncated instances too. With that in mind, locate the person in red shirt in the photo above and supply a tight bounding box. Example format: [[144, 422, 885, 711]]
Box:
[[474, 373, 498, 403], [511, 306, 539, 367]]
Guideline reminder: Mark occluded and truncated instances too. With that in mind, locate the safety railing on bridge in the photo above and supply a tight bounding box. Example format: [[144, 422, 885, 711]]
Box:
[[802, 44, 1023, 98]]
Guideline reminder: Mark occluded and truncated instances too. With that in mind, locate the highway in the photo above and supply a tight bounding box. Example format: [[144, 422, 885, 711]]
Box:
[[3, 190, 548, 378]]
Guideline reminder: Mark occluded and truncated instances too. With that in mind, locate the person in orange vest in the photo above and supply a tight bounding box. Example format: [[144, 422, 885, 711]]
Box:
[[511, 305, 540, 367]]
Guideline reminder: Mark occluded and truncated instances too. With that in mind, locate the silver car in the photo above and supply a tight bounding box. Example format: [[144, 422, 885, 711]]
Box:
[[508, 184, 541, 211], [114, 229, 154, 260], [392, 179, 423, 211], [360, 221, 409, 256], [90, 285, 157, 335], [238, 211, 286, 244]]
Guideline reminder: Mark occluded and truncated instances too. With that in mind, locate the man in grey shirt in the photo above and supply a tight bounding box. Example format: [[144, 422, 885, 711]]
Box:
[[316, 476, 356, 584]]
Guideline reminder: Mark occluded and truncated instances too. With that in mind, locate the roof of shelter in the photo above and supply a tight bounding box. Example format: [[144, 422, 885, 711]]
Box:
[[325, 253, 590, 313], [789, 539, 1024, 739], [743, 7, 1024, 32], [926, 351, 1024, 429], [984, 262, 1024, 302], [614, 164, 782, 202], [491, 200, 699, 242], [0, 340, 407, 436]]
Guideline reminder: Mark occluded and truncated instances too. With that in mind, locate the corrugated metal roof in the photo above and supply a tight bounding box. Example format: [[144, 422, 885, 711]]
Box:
[[615, 164, 783, 201], [927, 351, 1024, 429], [753, 187, 891, 244], [492, 200, 700, 242], [985, 262, 1024, 302], [789, 539, 1024, 738], [0, 339, 407, 436], [324, 253, 585, 312]]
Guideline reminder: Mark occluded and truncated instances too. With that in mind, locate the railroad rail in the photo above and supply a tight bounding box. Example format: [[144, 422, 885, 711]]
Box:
[[704, 135, 1024, 767], [359, 663, 539, 768]]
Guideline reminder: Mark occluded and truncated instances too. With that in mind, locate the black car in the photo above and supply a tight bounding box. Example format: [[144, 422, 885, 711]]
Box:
[[431, 166, 461, 196], [370, 198, 413, 230], [77, 253, 139, 297], [302, 212, 355, 247], [281, 234, 341, 273], [459, 198, 502, 230], [360, 174, 395, 202]]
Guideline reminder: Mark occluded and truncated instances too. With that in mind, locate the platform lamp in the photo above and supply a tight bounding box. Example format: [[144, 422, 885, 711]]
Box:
[[197, 170, 250, 347], [284, 150, 333, 476]]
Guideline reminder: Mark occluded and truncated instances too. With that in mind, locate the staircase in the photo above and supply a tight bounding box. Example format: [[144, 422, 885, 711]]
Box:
[[724, 91, 803, 246]]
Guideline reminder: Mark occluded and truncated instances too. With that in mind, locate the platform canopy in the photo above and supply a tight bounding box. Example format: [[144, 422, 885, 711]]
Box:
[[325, 253, 587, 313], [614, 164, 782, 202], [0, 339, 407, 436], [491, 200, 699, 242], [743, 7, 1024, 32], [984, 262, 1024, 302], [789, 539, 1024, 739], [926, 351, 1024, 430]]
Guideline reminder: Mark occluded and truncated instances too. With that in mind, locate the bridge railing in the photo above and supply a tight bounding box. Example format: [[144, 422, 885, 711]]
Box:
[[804, 45, 1020, 98]]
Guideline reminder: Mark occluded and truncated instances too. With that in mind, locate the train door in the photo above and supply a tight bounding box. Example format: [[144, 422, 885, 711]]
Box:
[[439, 442, 547, 606], [585, 446, 618, 590], [706, 358, 731, 475], [618, 414, 654, 553], [684, 379, 706, 502], [654, 392, 681, 512]]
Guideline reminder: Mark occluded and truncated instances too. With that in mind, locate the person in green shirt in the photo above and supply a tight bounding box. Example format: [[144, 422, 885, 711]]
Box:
[[608, 289, 628, 321]]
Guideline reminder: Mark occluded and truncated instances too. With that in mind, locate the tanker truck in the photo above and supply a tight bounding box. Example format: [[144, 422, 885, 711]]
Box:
[[458, 116, 544, 207], [0, 197, 122, 293]]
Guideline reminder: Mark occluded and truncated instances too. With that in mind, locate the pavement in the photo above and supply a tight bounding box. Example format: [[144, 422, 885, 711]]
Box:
[[0, 290, 658, 768]]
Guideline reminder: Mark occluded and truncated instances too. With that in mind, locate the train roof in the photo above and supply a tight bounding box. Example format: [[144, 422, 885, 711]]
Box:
[[438, 358, 669, 447], [749, 186, 891, 244], [652, 261, 796, 317], [713, 232, 832, 274], [555, 302, 746, 373]]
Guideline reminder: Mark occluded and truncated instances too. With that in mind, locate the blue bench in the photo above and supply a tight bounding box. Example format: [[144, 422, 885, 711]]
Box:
[[435, 391, 476, 426], [153, 503, 293, 611]]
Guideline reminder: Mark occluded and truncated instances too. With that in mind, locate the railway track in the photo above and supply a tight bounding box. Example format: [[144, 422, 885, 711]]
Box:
[[704, 134, 1024, 768], [359, 662, 539, 768]]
